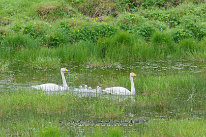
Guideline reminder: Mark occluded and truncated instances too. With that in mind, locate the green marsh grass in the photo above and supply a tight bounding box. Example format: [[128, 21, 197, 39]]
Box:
[[0, 119, 68, 137], [0, 61, 9, 71], [1, 118, 205, 136], [1, 40, 205, 70], [1, 33, 41, 51], [101, 71, 206, 113], [143, 119, 206, 136], [97, 31, 135, 61], [1, 35, 206, 69], [151, 31, 175, 58], [0, 1, 206, 66], [0, 90, 125, 118], [87, 119, 206, 136], [178, 38, 200, 55]]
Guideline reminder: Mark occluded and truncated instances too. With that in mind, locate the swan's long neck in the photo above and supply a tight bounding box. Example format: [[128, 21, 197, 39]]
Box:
[[130, 77, 135, 94], [61, 71, 68, 87]]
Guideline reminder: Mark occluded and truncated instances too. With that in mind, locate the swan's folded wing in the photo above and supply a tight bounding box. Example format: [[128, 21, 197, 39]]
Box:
[[32, 83, 64, 91]]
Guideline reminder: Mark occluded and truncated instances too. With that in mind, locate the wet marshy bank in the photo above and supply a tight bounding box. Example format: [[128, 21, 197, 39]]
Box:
[[0, 60, 206, 136]]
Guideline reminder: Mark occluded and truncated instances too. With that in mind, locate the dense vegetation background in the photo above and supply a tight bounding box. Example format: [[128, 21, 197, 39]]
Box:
[[0, 1, 206, 136], [0, 0, 205, 68]]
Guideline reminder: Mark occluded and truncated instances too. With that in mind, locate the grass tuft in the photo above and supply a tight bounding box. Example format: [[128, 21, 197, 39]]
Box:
[[37, 2, 69, 21]]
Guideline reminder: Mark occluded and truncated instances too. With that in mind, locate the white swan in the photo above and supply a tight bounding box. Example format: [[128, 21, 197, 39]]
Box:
[[32, 68, 69, 91], [103, 72, 136, 95]]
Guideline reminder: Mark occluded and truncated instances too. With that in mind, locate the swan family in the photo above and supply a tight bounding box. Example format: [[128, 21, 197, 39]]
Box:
[[32, 68, 136, 95], [73, 85, 102, 93]]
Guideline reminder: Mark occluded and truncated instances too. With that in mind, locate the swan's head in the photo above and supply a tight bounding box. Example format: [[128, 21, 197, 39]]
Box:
[[130, 72, 136, 79], [61, 68, 69, 72]]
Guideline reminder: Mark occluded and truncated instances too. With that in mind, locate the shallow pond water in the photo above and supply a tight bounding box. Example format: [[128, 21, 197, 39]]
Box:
[[1, 60, 205, 116], [0, 60, 205, 92]]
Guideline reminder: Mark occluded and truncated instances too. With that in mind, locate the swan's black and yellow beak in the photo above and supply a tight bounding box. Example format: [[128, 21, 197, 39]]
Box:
[[134, 73, 136, 77], [65, 69, 69, 71]]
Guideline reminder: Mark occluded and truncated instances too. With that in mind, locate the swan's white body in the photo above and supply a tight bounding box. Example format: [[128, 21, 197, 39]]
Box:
[[32, 83, 68, 91], [32, 68, 69, 91], [103, 73, 136, 95]]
